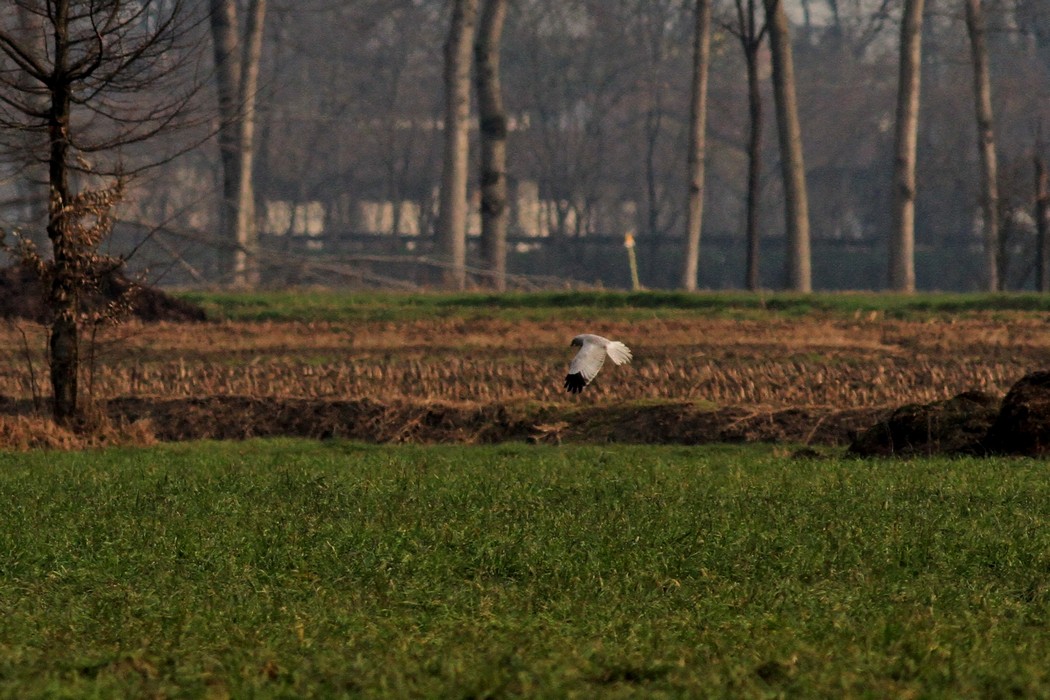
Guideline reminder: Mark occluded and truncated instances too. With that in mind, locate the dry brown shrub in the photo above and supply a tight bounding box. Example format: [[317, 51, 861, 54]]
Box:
[[73, 400, 158, 448], [0, 415, 84, 450], [0, 404, 156, 451]]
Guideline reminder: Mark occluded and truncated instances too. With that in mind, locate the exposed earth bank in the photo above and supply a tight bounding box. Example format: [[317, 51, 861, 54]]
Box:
[[0, 394, 886, 450], [2, 372, 1048, 457]]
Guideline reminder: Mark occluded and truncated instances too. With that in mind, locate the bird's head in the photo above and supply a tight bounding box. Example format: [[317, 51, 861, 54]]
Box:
[[570, 336, 582, 347]]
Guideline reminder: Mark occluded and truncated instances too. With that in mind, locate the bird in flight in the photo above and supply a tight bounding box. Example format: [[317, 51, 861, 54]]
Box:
[[564, 334, 632, 394]]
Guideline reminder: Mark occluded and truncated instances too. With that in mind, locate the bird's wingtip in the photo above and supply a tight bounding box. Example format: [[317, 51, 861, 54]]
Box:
[[607, 341, 633, 365]]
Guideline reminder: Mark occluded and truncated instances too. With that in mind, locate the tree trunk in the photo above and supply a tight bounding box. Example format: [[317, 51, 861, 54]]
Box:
[[682, 0, 712, 292], [964, 0, 1000, 292], [209, 0, 265, 288], [744, 41, 763, 291], [47, 0, 78, 424], [764, 0, 811, 292], [236, 0, 266, 287], [890, 0, 924, 293], [438, 0, 480, 290], [1036, 152, 1050, 293], [474, 0, 508, 291], [209, 0, 242, 285]]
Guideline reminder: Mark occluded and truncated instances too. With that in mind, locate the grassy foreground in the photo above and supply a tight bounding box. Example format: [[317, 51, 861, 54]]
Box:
[[1, 441, 1048, 698]]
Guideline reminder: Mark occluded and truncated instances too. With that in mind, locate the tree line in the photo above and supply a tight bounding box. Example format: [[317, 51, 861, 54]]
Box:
[[243, 0, 1050, 293], [431, 0, 1050, 294]]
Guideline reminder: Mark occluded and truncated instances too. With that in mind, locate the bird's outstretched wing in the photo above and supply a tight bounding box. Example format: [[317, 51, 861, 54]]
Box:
[[605, 341, 632, 366], [565, 339, 608, 394]]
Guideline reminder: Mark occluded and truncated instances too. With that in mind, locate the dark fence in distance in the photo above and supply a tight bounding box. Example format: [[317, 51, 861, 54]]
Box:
[[116, 223, 1037, 291], [262, 230, 1025, 292]]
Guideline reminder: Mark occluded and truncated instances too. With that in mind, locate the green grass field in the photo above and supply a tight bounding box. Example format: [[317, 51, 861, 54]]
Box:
[[2, 440, 1048, 697], [176, 288, 1050, 322]]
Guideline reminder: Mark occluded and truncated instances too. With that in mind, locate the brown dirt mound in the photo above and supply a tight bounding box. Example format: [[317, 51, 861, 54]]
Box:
[[0, 395, 887, 448], [847, 391, 1001, 457], [848, 371, 1050, 458], [986, 371, 1050, 456], [0, 265, 206, 323]]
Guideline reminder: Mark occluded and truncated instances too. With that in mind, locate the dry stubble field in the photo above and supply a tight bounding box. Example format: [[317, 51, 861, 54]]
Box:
[[1, 307, 1048, 446]]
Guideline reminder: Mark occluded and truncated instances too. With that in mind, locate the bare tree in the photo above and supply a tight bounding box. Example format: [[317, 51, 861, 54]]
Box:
[[764, 0, 811, 292], [964, 0, 999, 291], [438, 0, 480, 290], [682, 0, 712, 291], [890, 0, 925, 292], [210, 0, 267, 288], [0, 0, 208, 423], [475, 0, 508, 291], [727, 0, 769, 291]]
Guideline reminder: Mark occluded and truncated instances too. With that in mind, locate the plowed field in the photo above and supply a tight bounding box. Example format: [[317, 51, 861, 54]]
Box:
[[2, 311, 1047, 446]]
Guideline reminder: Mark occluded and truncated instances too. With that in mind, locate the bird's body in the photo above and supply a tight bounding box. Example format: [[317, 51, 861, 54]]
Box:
[[564, 334, 632, 393]]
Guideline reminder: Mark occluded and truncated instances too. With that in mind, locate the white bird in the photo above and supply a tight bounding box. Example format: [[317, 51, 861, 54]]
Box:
[[564, 334, 632, 394]]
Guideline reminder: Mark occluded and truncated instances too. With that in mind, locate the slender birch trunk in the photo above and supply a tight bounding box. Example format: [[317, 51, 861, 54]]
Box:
[[682, 0, 712, 291], [890, 0, 925, 292], [964, 0, 1000, 291], [475, 0, 508, 291], [438, 0, 480, 290], [764, 0, 811, 292], [209, 0, 242, 285], [744, 36, 763, 291], [209, 0, 265, 288], [235, 0, 266, 287]]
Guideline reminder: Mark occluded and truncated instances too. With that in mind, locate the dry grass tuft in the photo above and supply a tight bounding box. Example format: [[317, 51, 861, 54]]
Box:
[[0, 415, 85, 450], [0, 405, 156, 451]]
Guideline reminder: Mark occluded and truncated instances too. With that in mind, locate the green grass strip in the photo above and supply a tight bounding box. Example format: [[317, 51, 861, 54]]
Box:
[[1, 440, 1048, 697], [176, 289, 1050, 322]]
